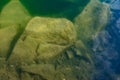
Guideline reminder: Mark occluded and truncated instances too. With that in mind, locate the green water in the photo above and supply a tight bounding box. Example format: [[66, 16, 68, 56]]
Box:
[[0, 0, 90, 20], [20, 0, 90, 20], [0, 0, 9, 12]]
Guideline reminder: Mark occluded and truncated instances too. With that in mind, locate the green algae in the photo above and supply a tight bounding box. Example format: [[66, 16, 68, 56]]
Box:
[[8, 17, 77, 65]]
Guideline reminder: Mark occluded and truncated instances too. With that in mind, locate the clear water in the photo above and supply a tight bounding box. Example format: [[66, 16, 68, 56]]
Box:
[[93, 0, 120, 80]]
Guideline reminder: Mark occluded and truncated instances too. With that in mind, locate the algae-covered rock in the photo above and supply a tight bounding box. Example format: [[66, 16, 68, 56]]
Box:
[[6, 17, 91, 80], [0, 0, 106, 80], [1, 1, 95, 79], [0, 0, 31, 58], [8, 17, 77, 65], [74, 0, 110, 46]]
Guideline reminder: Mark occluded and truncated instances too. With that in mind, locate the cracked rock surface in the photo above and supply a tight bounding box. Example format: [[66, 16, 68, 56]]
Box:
[[0, 0, 110, 80], [8, 17, 77, 65]]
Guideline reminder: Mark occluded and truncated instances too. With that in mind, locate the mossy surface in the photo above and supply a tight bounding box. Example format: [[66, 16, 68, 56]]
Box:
[[0, 0, 110, 80], [8, 17, 77, 65], [74, 0, 110, 48], [5, 16, 93, 80]]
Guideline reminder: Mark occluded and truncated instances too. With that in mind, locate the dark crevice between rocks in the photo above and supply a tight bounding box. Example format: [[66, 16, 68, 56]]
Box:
[[6, 25, 26, 61], [20, 72, 47, 80], [65, 46, 91, 63], [16, 67, 22, 80], [20, 0, 90, 21], [34, 44, 40, 64], [51, 45, 92, 69]]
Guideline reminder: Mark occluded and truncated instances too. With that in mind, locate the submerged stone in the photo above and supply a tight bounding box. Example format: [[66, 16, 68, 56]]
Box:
[[7, 16, 94, 80], [6, 17, 91, 80], [74, 0, 110, 47], [8, 17, 77, 65]]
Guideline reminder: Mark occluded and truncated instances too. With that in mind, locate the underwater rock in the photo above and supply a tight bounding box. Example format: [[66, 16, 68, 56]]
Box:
[[0, 0, 31, 58], [0, 0, 104, 80], [74, 0, 110, 47], [6, 17, 92, 80], [7, 17, 93, 80], [8, 17, 77, 65]]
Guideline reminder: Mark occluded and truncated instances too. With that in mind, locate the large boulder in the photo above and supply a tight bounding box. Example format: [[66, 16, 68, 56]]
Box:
[[74, 0, 110, 47], [7, 17, 94, 80], [0, 0, 31, 58], [8, 17, 77, 65]]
